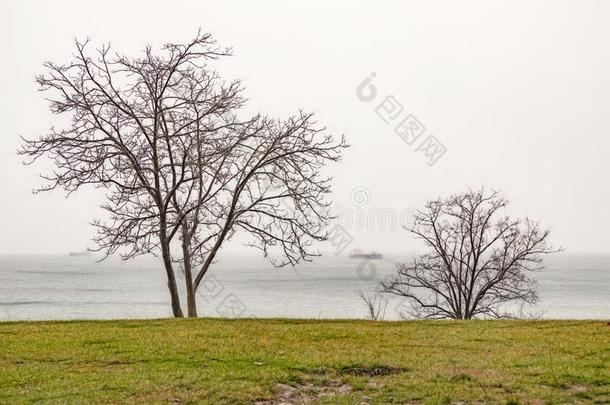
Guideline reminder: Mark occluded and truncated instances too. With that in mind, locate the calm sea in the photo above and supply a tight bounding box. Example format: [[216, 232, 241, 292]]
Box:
[[0, 253, 608, 321]]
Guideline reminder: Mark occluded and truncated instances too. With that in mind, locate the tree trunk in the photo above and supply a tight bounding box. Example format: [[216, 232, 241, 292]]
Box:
[[161, 242, 184, 318], [181, 232, 198, 318], [185, 273, 197, 317]]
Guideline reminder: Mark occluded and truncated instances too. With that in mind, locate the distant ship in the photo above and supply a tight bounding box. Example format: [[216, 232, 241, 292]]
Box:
[[68, 251, 91, 257], [349, 249, 383, 260]]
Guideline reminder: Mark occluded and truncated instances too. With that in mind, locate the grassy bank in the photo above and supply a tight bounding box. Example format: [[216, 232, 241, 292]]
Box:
[[0, 319, 608, 404]]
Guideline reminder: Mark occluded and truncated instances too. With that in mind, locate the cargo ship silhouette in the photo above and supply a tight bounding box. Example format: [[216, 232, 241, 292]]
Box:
[[348, 249, 383, 259], [68, 251, 91, 257]]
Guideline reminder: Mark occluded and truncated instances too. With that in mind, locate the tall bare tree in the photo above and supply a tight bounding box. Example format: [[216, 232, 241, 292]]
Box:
[[173, 112, 346, 316], [382, 189, 557, 319], [19, 31, 347, 317]]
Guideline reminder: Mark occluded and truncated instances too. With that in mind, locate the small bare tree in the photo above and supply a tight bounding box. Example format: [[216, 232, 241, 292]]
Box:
[[358, 289, 387, 321], [382, 189, 557, 319]]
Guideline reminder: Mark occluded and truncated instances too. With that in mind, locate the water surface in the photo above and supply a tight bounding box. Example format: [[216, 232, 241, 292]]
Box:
[[0, 253, 608, 320]]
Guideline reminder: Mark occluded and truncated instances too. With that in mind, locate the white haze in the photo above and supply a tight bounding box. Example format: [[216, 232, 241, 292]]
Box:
[[0, 0, 609, 256]]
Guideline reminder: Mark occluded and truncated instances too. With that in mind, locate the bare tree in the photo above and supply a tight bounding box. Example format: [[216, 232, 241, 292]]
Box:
[[358, 289, 387, 321], [19, 31, 347, 318], [382, 189, 557, 319], [172, 112, 347, 316]]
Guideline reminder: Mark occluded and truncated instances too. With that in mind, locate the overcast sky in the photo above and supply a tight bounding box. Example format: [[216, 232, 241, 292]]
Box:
[[1, 0, 609, 255]]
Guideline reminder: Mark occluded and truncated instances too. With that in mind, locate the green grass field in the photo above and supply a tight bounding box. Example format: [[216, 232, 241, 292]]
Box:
[[0, 319, 608, 404]]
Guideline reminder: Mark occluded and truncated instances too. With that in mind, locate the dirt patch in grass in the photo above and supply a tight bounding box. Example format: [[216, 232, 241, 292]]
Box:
[[256, 382, 352, 404], [564, 384, 588, 393], [450, 371, 474, 382], [339, 364, 408, 377]]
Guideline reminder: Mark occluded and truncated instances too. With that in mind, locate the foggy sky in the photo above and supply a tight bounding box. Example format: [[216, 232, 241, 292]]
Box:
[[1, 0, 609, 255]]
